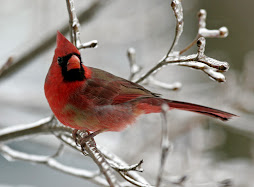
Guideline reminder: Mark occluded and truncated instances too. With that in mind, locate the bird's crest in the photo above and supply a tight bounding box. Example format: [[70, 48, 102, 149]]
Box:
[[55, 31, 80, 57]]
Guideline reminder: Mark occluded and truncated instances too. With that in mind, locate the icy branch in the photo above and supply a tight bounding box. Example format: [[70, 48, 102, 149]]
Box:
[[136, 37, 229, 84], [180, 9, 228, 55], [156, 104, 172, 187], [0, 144, 110, 187], [66, 0, 98, 50], [127, 47, 142, 81], [99, 145, 151, 186], [0, 116, 56, 142], [135, 4, 229, 89], [148, 76, 182, 90], [109, 159, 144, 172], [166, 0, 184, 56]]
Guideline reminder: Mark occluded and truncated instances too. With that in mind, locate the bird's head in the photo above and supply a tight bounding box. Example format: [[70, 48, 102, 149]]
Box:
[[49, 31, 86, 82]]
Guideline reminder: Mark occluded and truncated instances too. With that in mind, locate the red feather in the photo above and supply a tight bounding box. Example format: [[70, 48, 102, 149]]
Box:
[[55, 31, 80, 57], [112, 94, 144, 104]]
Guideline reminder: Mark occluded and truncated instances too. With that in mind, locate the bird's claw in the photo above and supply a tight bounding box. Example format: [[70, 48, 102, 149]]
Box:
[[72, 129, 104, 155], [72, 129, 79, 146]]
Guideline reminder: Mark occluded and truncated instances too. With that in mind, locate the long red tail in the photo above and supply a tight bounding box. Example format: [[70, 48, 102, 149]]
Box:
[[136, 98, 236, 121]]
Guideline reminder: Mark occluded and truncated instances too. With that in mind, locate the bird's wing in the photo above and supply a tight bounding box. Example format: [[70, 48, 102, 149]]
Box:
[[81, 67, 159, 106]]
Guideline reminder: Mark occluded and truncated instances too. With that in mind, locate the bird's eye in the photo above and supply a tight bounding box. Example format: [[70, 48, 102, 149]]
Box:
[[57, 57, 63, 65]]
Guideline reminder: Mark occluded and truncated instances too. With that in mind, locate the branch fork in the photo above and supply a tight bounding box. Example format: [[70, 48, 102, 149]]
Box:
[[131, 1, 230, 90]]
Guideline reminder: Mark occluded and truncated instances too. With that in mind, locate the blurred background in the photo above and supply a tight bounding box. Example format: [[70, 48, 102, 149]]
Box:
[[0, 0, 253, 186]]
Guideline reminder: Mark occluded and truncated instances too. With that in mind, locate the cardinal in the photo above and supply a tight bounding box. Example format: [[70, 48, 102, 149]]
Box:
[[44, 31, 236, 143]]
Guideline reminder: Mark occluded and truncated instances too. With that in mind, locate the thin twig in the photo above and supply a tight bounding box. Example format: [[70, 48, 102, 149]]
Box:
[[165, 0, 184, 57], [109, 159, 144, 172], [148, 76, 182, 90], [58, 133, 151, 187], [136, 8, 229, 85], [180, 9, 228, 55], [66, 0, 98, 49], [82, 136, 121, 187], [136, 36, 229, 84], [51, 143, 65, 158], [127, 48, 142, 81], [99, 145, 151, 186], [118, 172, 152, 187], [156, 104, 171, 187]]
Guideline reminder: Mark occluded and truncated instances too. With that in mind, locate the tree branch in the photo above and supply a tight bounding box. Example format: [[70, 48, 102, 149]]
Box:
[[180, 9, 228, 55], [156, 105, 172, 187], [0, 144, 110, 187], [165, 0, 184, 57], [135, 3, 229, 88]]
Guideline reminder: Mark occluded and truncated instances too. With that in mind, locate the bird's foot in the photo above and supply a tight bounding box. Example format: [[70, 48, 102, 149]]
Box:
[[72, 129, 105, 154]]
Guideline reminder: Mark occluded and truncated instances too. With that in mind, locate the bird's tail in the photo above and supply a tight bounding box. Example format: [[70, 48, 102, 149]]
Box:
[[135, 97, 236, 121]]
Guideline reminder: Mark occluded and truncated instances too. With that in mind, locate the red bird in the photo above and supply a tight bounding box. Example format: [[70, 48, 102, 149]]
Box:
[[44, 31, 235, 139]]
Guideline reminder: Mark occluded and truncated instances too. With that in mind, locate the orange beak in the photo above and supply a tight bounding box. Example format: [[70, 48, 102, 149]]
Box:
[[67, 55, 81, 71]]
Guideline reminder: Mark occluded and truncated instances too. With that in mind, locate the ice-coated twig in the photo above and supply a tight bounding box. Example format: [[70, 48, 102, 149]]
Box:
[[165, 0, 184, 57], [198, 9, 228, 38], [109, 159, 144, 172], [58, 133, 151, 187], [148, 76, 182, 90], [156, 104, 172, 187], [78, 133, 121, 187], [0, 116, 56, 143], [99, 145, 151, 186], [135, 0, 183, 89], [136, 37, 229, 84], [133, 2, 230, 89], [66, 0, 98, 50], [127, 48, 181, 90], [136, 7, 229, 85], [180, 9, 228, 55], [0, 144, 110, 187], [51, 143, 65, 158], [127, 47, 142, 81], [134, 0, 184, 90]]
